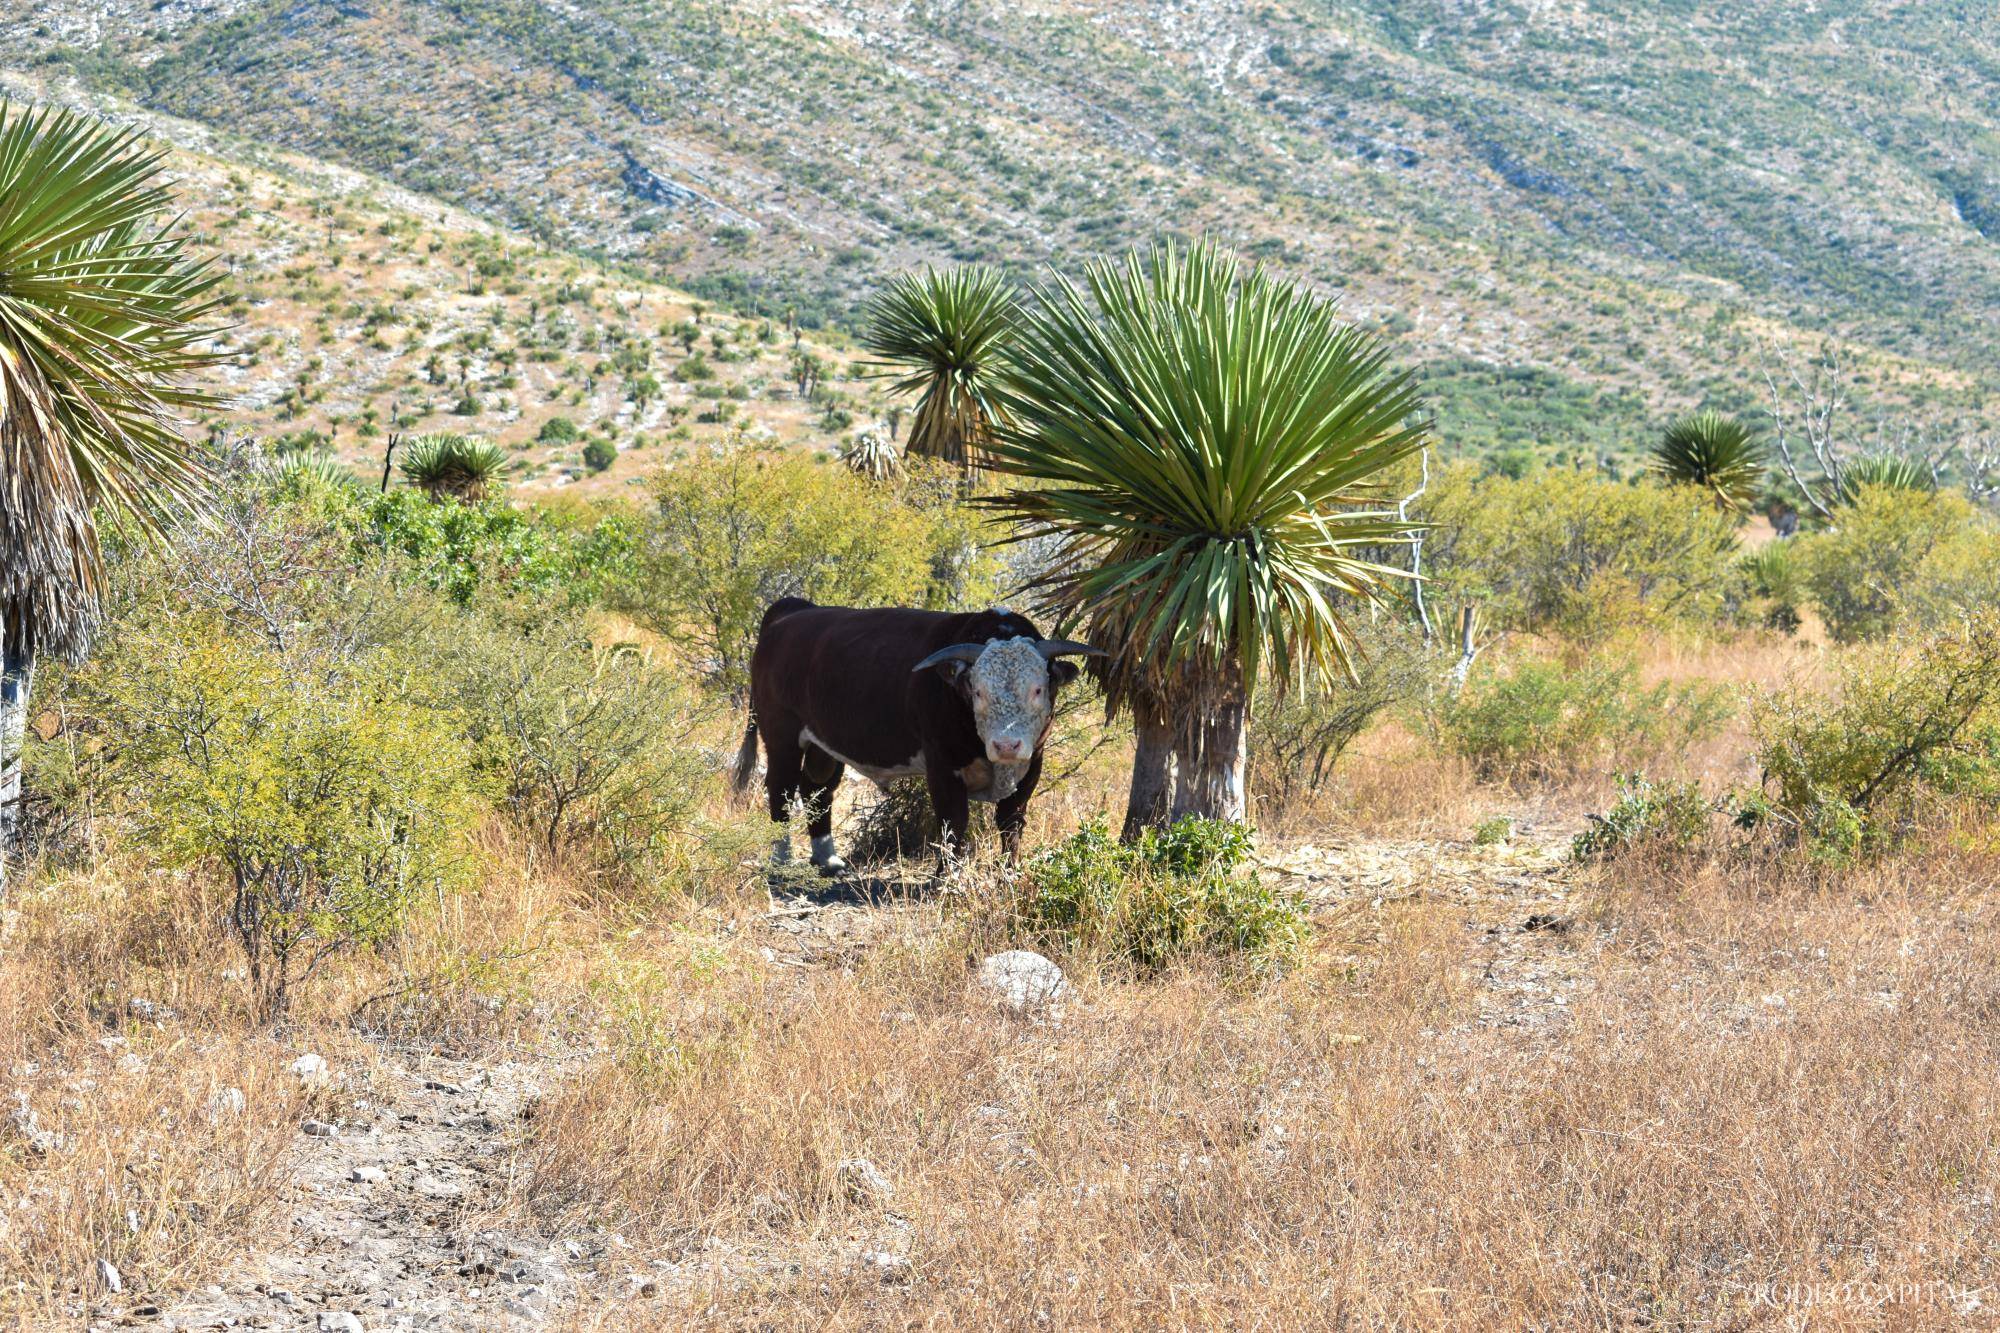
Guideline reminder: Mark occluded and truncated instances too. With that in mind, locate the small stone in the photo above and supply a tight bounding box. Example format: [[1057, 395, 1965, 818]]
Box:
[[289, 1053, 329, 1085], [423, 1079, 464, 1095], [301, 1118, 340, 1138], [499, 1259, 542, 1285], [975, 950, 1071, 1017], [271, 1290, 297, 1306], [204, 1087, 246, 1122], [95, 1258, 124, 1293], [317, 1313, 364, 1333], [835, 1157, 895, 1207], [860, 1249, 911, 1283], [501, 1297, 543, 1320], [350, 1166, 387, 1184], [126, 997, 156, 1021], [625, 1275, 660, 1298]]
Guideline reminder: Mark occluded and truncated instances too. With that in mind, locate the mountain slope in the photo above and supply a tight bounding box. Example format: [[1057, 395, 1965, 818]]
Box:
[[4, 0, 1995, 455]]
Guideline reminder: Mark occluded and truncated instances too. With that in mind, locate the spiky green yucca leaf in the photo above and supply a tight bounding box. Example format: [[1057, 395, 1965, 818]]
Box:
[[1651, 411, 1766, 511], [860, 265, 1016, 469], [400, 432, 510, 501], [0, 101, 224, 656], [985, 239, 1428, 700], [1835, 454, 1933, 506]]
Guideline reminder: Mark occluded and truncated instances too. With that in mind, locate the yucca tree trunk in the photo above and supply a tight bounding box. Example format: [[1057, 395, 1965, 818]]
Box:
[[0, 641, 34, 900], [1168, 661, 1248, 824], [1122, 695, 1175, 841]]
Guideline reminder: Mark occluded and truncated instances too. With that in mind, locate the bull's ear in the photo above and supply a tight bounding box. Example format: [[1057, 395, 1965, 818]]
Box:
[[1048, 660, 1082, 688]]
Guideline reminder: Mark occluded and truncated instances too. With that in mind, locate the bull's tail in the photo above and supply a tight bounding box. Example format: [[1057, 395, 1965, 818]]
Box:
[[731, 712, 761, 793]]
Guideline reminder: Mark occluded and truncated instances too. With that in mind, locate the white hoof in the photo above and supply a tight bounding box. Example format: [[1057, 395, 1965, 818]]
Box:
[[811, 835, 847, 874]]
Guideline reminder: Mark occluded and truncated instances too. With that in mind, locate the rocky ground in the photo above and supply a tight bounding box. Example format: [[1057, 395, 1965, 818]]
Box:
[[105, 825, 1588, 1332]]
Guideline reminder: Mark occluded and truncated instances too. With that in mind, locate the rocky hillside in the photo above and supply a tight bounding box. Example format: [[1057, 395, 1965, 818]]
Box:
[[3, 0, 1996, 457], [0, 72, 878, 495]]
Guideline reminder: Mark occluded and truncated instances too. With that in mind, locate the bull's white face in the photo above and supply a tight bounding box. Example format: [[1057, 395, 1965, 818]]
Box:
[[964, 637, 1055, 765]]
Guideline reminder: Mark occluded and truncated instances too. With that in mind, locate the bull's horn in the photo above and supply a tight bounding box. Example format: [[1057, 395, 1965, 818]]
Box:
[[912, 643, 987, 673], [1036, 639, 1107, 659]]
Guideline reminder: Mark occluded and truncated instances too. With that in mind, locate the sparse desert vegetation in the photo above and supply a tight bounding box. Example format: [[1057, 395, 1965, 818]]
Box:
[[5, 34, 2000, 1333]]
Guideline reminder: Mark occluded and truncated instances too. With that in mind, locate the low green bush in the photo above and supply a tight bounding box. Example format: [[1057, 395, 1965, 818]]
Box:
[[87, 621, 483, 1019], [1750, 612, 2000, 859], [1441, 655, 1732, 780], [1014, 819, 1307, 973], [1571, 774, 1713, 861], [1420, 462, 1739, 641], [1792, 484, 2000, 641]]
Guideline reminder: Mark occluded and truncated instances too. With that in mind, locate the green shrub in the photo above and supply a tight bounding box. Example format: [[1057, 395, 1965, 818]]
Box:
[[426, 609, 712, 868], [1792, 485, 2000, 641], [1571, 774, 1713, 861], [88, 623, 482, 1019], [623, 443, 1001, 696], [1014, 819, 1307, 973], [582, 437, 618, 473], [1421, 462, 1739, 640], [1751, 612, 2000, 858], [1472, 816, 1512, 846], [538, 416, 580, 443], [362, 489, 633, 606], [1442, 655, 1732, 780]]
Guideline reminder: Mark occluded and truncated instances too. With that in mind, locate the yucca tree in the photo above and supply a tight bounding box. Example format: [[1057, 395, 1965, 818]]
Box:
[[860, 264, 1016, 471], [400, 432, 510, 501], [1651, 411, 1766, 512], [986, 239, 1428, 830], [1834, 453, 1933, 506], [0, 102, 222, 890]]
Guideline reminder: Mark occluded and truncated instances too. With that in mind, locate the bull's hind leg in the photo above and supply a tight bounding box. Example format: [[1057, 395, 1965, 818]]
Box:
[[762, 727, 805, 865], [801, 744, 847, 874]]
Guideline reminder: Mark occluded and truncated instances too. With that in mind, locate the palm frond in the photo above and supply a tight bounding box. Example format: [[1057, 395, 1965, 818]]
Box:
[[399, 432, 512, 502], [983, 237, 1429, 703], [859, 264, 1017, 470], [0, 100, 225, 656], [1650, 411, 1766, 512]]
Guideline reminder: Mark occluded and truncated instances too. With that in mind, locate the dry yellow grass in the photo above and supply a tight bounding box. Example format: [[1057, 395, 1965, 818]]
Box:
[[5, 631, 1995, 1328]]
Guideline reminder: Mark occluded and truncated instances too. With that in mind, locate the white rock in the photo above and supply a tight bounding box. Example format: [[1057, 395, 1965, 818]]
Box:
[[301, 1118, 340, 1138], [835, 1157, 894, 1207], [317, 1313, 364, 1333], [975, 951, 1071, 1017], [350, 1166, 387, 1184], [95, 1257, 124, 1293], [289, 1053, 329, 1085], [204, 1087, 246, 1122], [860, 1249, 912, 1283]]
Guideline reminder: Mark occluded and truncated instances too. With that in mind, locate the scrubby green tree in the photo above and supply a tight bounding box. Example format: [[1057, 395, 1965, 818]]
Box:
[[987, 239, 1426, 827], [861, 264, 1016, 471], [1422, 463, 1739, 641], [626, 443, 1000, 699], [0, 103, 223, 891], [1793, 484, 2000, 641]]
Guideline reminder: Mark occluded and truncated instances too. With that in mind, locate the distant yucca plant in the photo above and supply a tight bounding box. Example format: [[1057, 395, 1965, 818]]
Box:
[[277, 453, 360, 497], [840, 426, 902, 482], [1650, 411, 1766, 512], [399, 432, 510, 502], [860, 265, 1017, 471], [1834, 454, 1933, 506]]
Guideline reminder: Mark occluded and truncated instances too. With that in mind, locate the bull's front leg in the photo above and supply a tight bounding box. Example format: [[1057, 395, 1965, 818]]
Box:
[[995, 752, 1044, 865], [924, 759, 972, 871]]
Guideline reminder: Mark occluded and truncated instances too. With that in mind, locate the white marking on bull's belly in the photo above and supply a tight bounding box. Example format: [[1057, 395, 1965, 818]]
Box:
[[800, 727, 924, 788]]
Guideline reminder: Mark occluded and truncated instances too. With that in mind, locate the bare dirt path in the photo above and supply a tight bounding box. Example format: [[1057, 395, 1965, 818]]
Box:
[[157, 1054, 577, 1332]]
